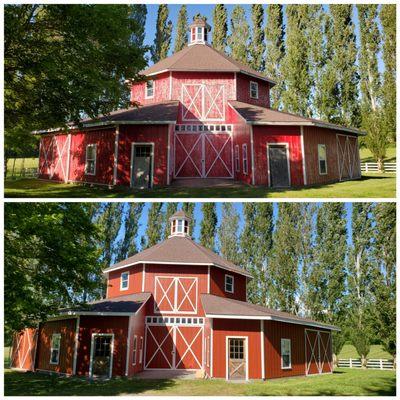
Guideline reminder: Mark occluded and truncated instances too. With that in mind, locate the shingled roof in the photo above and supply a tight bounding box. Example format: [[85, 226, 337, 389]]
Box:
[[103, 235, 252, 278], [140, 44, 276, 84], [201, 294, 339, 331]]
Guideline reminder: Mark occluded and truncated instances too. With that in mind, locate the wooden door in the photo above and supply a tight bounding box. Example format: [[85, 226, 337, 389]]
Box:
[[145, 325, 174, 369], [91, 335, 113, 378], [305, 329, 333, 375], [10, 328, 38, 371], [228, 338, 247, 380], [203, 132, 233, 178], [174, 132, 203, 177], [268, 145, 290, 187], [336, 135, 361, 181], [131, 144, 153, 188]]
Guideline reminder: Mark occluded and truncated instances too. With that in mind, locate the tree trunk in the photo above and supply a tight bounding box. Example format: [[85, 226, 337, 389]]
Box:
[[4, 156, 8, 178], [377, 158, 384, 173], [333, 353, 338, 368], [361, 354, 367, 369]]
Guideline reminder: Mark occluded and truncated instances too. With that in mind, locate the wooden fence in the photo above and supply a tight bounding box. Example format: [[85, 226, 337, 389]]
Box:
[[338, 358, 394, 370], [361, 162, 396, 173]]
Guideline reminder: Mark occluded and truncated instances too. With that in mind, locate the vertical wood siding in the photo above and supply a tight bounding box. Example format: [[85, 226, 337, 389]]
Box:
[[107, 265, 143, 298], [232, 122, 253, 184], [236, 74, 270, 108], [130, 72, 171, 105], [209, 267, 247, 301]]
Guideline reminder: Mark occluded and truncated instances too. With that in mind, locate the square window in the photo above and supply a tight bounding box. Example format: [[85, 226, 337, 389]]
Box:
[[176, 318, 181, 323], [182, 318, 186, 324]]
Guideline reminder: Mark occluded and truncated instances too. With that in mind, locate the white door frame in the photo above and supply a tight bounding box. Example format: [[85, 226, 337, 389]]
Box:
[[266, 143, 291, 187], [225, 336, 249, 381], [130, 142, 155, 188], [89, 333, 114, 379]]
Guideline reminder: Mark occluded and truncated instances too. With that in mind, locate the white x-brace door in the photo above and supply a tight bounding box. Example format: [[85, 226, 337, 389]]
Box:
[[336, 134, 361, 181], [39, 135, 71, 181], [305, 329, 333, 375]]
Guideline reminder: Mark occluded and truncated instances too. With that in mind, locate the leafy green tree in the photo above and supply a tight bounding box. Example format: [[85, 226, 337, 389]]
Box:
[[265, 5, 285, 109], [200, 203, 218, 251], [5, 203, 100, 336], [250, 4, 265, 72], [163, 203, 178, 239], [151, 4, 173, 63], [174, 5, 188, 53], [129, 5, 147, 47], [241, 203, 273, 305], [227, 5, 249, 64], [212, 4, 228, 52], [182, 203, 196, 237], [142, 203, 164, 249], [218, 203, 241, 265]]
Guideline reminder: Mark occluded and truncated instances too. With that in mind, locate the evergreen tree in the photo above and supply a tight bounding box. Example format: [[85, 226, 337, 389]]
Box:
[[182, 203, 196, 237], [212, 4, 228, 52], [227, 5, 249, 64], [200, 203, 218, 251], [281, 5, 312, 116], [142, 203, 163, 249], [241, 203, 273, 305], [174, 5, 188, 53], [265, 5, 285, 109], [218, 203, 241, 265], [380, 5, 396, 143], [151, 4, 172, 63], [163, 203, 178, 240], [250, 4, 265, 72]]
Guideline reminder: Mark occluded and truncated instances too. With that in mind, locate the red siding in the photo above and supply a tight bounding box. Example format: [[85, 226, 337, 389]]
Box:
[[107, 265, 143, 298], [127, 303, 147, 376], [232, 122, 252, 184], [253, 125, 304, 186], [236, 74, 270, 108], [10, 328, 38, 371], [131, 72, 171, 105], [210, 267, 247, 302]]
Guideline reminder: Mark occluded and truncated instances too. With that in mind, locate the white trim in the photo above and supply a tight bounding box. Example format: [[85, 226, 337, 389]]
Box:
[[169, 72, 172, 100], [139, 336, 144, 365], [281, 338, 292, 369], [250, 126, 255, 185], [225, 336, 249, 381], [300, 126, 307, 185], [249, 81, 259, 99], [130, 142, 154, 188], [145, 79, 155, 99], [242, 143, 248, 175], [113, 125, 119, 185], [89, 333, 114, 379], [234, 145, 240, 172], [267, 143, 291, 187], [125, 316, 132, 376], [132, 335, 138, 366], [260, 320, 265, 379], [167, 125, 172, 185], [84, 143, 97, 176], [142, 264, 146, 292], [72, 316, 80, 375], [207, 265, 211, 294], [210, 318, 214, 378], [62, 311, 135, 317], [49, 333, 61, 365], [120, 271, 129, 291], [318, 144, 328, 175], [224, 274, 234, 293], [65, 134, 71, 183]]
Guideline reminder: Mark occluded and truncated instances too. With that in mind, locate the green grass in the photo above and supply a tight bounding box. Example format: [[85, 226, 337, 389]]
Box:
[[6, 158, 38, 177], [338, 344, 392, 360], [4, 173, 396, 198], [360, 146, 396, 163], [4, 368, 396, 396]]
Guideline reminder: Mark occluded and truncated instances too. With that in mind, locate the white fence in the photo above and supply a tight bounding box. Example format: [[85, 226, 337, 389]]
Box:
[[338, 358, 394, 370], [361, 162, 396, 172]]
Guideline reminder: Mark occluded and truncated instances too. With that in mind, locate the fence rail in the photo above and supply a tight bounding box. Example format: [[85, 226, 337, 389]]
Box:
[[338, 358, 394, 370], [361, 162, 396, 172]]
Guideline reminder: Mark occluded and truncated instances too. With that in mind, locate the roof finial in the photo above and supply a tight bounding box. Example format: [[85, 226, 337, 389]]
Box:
[[189, 15, 211, 46]]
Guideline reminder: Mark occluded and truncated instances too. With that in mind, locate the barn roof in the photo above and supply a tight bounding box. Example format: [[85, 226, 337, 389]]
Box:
[[229, 100, 365, 136], [58, 292, 151, 316], [201, 294, 340, 331], [140, 44, 276, 85], [103, 235, 252, 278]]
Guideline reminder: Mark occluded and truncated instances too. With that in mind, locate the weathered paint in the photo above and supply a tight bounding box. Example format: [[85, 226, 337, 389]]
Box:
[[131, 72, 171, 105], [232, 122, 252, 184], [10, 328, 38, 371], [107, 265, 143, 298], [236, 74, 270, 108], [209, 267, 247, 302]]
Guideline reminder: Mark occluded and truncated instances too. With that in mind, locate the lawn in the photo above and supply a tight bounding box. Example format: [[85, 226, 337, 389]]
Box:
[[359, 145, 396, 163], [6, 157, 38, 178], [4, 368, 396, 396], [4, 173, 396, 198], [338, 344, 392, 360]]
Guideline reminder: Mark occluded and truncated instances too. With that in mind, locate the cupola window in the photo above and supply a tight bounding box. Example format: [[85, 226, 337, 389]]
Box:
[[169, 211, 191, 237], [189, 15, 211, 46]]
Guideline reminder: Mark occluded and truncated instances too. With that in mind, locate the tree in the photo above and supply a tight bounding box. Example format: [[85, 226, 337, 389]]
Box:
[[116, 203, 144, 262], [142, 203, 163, 249], [200, 203, 218, 251], [5, 203, 100, 337], [250, 4, 265, 72], [174, 5, 188, 53], [218, 203, 241, 265], [265, 5, 285, 109], [212, 4, 228, 52], [151, 4, 173, 63], [163, 203, 178, 240], [182, 203, 196, 237], [227, 5, 249, 64], [241, 203, 273, 305]]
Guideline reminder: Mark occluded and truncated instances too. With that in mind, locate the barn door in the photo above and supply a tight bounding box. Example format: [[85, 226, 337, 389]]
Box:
[[268, 144, 290, 187], [336, 134, 361, 181], [10, 328, 38, 371], [227, 338, 247, 380], [174, 132, 203, 177], [305, 329, 332, 375], [131, 144, 153, 188]]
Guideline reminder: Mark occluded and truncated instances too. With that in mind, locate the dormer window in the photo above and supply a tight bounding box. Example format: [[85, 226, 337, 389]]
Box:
[[146, 80, 154, 99]]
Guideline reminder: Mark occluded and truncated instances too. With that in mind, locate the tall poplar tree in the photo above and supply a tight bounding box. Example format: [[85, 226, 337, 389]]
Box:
[[129, 5, 147, 47], [151, 4, 173, 63], [250, 4, 265, 72], [227, 5, 249, 64], [200, 203, 218, 251], [212, 4, 228, 52], [163, 203, 178, 240], [218, 203, 241, 265], [142, 203, 163, 249], [174, 5, 188, 53], [265, 4, 285, 109], [182, 203, 196, 236], [241, 203, 273, 305]]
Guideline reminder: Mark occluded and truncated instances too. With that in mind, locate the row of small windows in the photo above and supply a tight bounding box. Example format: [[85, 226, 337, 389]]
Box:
[[146, 316, 204, 325], [175, 124, 232, 133], [234, 144, 248, 175]]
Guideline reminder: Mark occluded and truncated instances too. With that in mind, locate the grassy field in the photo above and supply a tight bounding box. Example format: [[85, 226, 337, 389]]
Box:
[[6, 157, 38, 177], [338, 344, 392, 360], [4, 173, 396, 198], [359, 146, 396, 163]]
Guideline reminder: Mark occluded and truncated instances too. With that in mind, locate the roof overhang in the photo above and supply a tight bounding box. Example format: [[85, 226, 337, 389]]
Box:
[[59, 311, 134, 317]]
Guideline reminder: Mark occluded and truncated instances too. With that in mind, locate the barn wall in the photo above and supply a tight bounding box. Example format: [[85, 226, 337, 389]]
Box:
[[252, 126, 304, 186], [117, 125, 169, 186], [10, 328, 38, 371], [76, 316, 129, 377], [204, 318, 212, 377], [107, 265, 143, 298], [35, 318, 77, 375], [232, 122, 252, 184], [131, 72, 171, 105], [209, 267, 247, 302], [212, 319, 262, 379], [236, 74, 270, 108]]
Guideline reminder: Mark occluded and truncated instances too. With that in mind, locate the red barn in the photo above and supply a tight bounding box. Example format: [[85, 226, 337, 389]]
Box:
[[36, 16, 363, 189], [11, 211, 338, 380]]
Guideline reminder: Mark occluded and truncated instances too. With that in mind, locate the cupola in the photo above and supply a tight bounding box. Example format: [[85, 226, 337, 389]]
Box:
[[169, 210, 191, 238], [189, 15, 211, 45]]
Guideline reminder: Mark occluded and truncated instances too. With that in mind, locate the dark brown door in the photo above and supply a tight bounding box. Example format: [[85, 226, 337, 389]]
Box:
[[92, 335, 112, 378], [228, 338, 246, 380], [268, 145, 290, 187]]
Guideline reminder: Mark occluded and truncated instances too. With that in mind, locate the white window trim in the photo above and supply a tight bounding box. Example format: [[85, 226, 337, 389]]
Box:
[[145, 80, 155, 99], [318, 144, 328, 175], [242, 143, 248, 175], [225, 274, 234, 293], [139, 336, 143, 364], [132, 335, 138, 366], [250, 81, 259, 99], [49, 333, 61, 365], [85, 144, 97, 176], [120, 271, 129, 291], [281, 338, 292, 369], [234, 145, 240, 172]]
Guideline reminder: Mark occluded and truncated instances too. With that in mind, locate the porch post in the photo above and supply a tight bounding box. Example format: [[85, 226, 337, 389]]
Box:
[[113, 125, 120, 186]]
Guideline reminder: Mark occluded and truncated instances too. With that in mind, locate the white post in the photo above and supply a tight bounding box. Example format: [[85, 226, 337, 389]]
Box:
[[365, 163, 368, 172], [350, 358, 352, 368], [380, 359, 383, 370]]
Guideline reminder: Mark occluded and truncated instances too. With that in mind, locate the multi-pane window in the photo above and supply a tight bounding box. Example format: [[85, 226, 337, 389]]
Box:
[[229, 339, 244, 360], [196, 27, 203, 41], [94, 336, 111, 357], [281, 338, 291, 369], [175, 124, 232, 133], [85, 144, 97, 175], [225, 275, 234, 293], [250, 81, 259, 99], [235, 145, 240, 172], [120, 272, 129, 290], [318, 144, 327, 175], [145, 316, 204, 325], [132, 336, 137, 365], [146, 80, 154, 98], [50, 333, 61, 364], [172, 218, 189, 235], [242, 144, 248, 175], [135, 145, 152, 158]]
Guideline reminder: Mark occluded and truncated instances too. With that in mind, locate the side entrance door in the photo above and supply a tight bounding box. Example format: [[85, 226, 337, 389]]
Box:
[[90, 334, 114, 379], [131, 144, 154, 188], [227, 337, 247, 380], [268, 144, 290, 187], [305, 329, 332, 375]]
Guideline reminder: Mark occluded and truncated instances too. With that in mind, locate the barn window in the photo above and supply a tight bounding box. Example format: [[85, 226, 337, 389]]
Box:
[[242, 144, 248, 175], [229, 338, 244, 360], [234, 145, 240, 172], [250, 81, 259, 99], [318, 144, 327, 175], [120, 272, 129, 290], [225, 274, 234, 293], [146, 80, 154, 98], [85, 144, 97, 175], [196, 27, 203, 41], [50, 333, 61, 365], [132, 335, 137, 365], [139, 337, 143, 364], [281, 338, 292, 369]]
